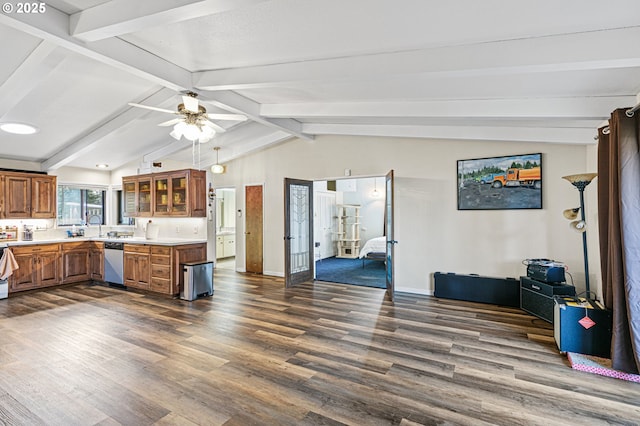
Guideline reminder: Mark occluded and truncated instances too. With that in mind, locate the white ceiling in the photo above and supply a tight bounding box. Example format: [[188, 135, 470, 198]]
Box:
[[0, 0, 639, 172]]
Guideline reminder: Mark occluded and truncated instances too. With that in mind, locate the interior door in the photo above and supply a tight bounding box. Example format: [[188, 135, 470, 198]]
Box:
[[245, 185, 263, 274], [385, 170, 396, 301], [285, 178, 314, 287], [314, 191, 336, 260]]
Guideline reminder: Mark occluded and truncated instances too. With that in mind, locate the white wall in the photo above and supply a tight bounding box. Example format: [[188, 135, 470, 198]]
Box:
[[187, 135, 601, 297]]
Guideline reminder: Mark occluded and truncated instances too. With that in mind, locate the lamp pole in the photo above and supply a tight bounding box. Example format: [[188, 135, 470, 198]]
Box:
[[563, 173, 597, 300], [576, 182, 590, 298]]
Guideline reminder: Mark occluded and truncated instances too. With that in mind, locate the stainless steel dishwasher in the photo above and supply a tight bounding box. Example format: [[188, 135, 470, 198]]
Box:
[[104, 241, 124, 286]]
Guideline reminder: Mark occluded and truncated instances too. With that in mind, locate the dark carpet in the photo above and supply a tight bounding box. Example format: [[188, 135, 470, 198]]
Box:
[[315, 256, 386, 288]]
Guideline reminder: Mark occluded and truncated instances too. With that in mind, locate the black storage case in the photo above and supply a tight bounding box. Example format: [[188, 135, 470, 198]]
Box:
[[554, 296, 612, 358], [434, 272, 520, 307], [520, 276, 575, 323]]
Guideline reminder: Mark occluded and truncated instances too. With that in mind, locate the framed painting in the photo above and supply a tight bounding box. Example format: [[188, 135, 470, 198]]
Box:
[[457, 153, 542, 210]]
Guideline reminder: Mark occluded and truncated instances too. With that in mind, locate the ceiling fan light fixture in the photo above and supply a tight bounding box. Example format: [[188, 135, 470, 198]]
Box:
[[0, 122, 38, 135]]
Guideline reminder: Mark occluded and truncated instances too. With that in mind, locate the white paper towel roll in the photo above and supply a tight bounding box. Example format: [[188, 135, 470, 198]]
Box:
[[146, 222, 159, 240]]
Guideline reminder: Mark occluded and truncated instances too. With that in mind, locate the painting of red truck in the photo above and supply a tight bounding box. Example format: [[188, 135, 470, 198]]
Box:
[[458, 153, 542, 210]]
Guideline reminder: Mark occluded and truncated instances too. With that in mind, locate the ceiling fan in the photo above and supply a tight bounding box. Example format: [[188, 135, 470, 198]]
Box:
[[128, 92, 247, 143]]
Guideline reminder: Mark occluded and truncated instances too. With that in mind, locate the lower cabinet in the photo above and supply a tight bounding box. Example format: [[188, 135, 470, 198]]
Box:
[[124, 244, 151, 290], [216, 234, 235, 259], [10, 244, 60, 292], [61, 242, 91, 284], [150, 245, 172, 294], [90, 242, 104, 281]]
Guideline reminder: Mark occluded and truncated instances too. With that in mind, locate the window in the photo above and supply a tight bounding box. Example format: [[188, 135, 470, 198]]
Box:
[[57, 185, 106, 226]]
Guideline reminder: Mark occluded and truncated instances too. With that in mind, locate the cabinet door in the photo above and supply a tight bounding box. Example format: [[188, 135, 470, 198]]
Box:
[[134, 253, 151, 289], [37, 251, 60, 287], [225, 235, 236, 257], [123, 252, 137, 286], [9, 253, 37, 291], [31, 175, 56, 218], [123, 179, 138, 217], [216, 236, 224, 259], [153, 175, 170, 216], [169, 173, 188, 216], [61, 248, 90, 283], [90, 248, 104, 281], [189, 170, 207, 217], [5, 175, 31, 218], [137, 177, 153, 217]]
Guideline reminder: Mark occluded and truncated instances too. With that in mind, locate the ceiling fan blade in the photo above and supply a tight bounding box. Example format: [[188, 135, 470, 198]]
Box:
[[203, 120, 226, 133], [182, 95, 199, 113], [157, 118, 183, 127], [128, 103, 176, 114], [207, 113, 247, 121]]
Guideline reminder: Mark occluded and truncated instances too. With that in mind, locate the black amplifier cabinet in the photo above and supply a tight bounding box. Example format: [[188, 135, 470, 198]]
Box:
[[520, 276, 575, 323], [434, 272, 520, 307], [554, 297, 612, 358]]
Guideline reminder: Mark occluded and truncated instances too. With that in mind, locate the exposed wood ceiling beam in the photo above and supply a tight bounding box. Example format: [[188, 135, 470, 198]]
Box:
[[0, 41, 65, 118], [261, 96, 637, 120], [0, 9, 191, 91], [199, 90, 313, 140], [194, 26, 640, 91], [303, 123, 596, 145], [41, 87, 175, 171], [70, 0, 270, 42]]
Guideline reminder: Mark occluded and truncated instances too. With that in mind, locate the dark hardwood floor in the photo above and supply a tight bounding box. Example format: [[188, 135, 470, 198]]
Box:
[[1, 269, 639, 425]]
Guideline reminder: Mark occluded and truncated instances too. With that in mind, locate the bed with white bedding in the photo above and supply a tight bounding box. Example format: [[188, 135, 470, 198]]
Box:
[[358, 236, 386, 267]]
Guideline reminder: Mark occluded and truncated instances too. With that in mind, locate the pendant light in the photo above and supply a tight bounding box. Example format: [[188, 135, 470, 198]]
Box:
[[211, 146, 225, 174]]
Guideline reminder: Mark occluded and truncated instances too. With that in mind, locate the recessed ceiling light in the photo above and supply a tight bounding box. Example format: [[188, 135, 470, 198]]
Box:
[[96, 164, 109, 169], [0, 122, 38, 135]]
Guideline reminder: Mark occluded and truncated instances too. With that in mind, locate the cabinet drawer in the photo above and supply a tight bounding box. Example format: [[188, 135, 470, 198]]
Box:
[[124, 244, 150, 254], [61, 241, 91, 251], [150, 277, 171, 294], [151, 264, 171, 277], [12, 244, 59, 255], [151, 246, 171, 255], [151, 254, 171, 265]]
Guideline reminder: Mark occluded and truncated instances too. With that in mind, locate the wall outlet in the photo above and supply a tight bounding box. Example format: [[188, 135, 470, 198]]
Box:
[[176, 226, 181, 233]]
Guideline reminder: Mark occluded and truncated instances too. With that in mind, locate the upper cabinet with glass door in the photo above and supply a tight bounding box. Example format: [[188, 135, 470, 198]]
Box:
[[123, 169, 206, 218], [123, 176, 153, 217]]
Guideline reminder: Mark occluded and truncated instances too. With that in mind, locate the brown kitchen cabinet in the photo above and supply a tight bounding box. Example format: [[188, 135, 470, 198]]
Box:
[[90, 242, 104, 281], [9, 244, 60, 292], [123, 244, 151, 290], [150, 245, 172, 294], [123, 175, 153, 218], [3, 172, 56, 219], [123, 169, 206, 218], [61, 242, 91, 284]]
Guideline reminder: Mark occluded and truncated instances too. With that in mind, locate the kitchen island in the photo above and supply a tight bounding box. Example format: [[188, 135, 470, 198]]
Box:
[[4, 237, 207, 296]]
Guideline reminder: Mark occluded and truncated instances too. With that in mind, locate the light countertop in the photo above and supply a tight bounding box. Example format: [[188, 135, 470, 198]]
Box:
[[3, 237, 207, 247]]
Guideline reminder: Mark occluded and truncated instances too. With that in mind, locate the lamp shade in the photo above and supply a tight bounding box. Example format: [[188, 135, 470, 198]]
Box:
[[211, 164, 225, 174], [563, 208, 580, 220], [562, 173, 597, 185], [570, 220, 587, 233]]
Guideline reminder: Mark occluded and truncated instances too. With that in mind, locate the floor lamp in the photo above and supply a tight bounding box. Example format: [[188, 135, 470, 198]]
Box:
[[562, 173, 597, 300]]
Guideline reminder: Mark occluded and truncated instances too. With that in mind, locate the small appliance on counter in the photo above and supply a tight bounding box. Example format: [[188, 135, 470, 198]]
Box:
[[180, 261, 213, 301], [22, 225, 33, 241]]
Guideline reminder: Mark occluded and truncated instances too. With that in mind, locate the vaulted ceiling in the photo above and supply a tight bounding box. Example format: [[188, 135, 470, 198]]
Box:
[[1, 0, 639, 172]]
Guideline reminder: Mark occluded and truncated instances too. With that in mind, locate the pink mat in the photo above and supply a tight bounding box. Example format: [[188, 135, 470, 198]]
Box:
[[568, 352, 640, 382]]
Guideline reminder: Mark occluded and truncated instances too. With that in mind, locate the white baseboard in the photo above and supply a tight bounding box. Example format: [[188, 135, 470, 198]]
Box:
[[396, 287, 433, 296], [264, 270, 284, 277]]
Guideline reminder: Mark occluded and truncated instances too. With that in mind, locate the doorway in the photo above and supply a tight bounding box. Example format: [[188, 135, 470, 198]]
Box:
[[314, 177, 386, 289], [215, 188, 236, 270]]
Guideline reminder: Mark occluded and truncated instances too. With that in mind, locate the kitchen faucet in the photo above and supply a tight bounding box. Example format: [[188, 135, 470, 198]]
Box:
[[87, 214, 104, 237]]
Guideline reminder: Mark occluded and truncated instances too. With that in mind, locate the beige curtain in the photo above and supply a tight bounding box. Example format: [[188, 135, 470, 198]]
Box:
[[598, 108, 640, 373]]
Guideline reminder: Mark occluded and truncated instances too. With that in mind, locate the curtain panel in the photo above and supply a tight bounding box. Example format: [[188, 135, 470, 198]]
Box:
[[598, 108, 640, 373]]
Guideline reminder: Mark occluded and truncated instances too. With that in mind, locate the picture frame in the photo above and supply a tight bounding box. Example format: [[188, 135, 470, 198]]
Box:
[[457, 153, 542, 210]]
